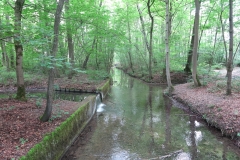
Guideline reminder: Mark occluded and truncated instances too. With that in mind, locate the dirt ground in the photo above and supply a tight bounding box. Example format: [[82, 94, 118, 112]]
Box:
[[0, 73, 107, 160], [172, 67, 240, 147]]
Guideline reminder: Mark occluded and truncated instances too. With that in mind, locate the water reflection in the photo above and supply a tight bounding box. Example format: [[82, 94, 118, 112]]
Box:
[[62, 69, 240, 160]]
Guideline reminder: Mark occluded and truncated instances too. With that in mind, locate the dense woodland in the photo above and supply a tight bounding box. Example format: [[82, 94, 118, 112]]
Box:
[[0, 0, 240, 119]]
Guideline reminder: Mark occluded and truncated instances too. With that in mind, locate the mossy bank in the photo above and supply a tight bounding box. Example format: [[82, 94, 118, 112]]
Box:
[[20, 79, 111, 160]]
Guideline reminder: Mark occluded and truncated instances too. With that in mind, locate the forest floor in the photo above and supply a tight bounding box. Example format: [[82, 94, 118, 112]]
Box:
[[0, 72, 107, 160], [172, 67, 240, 147]]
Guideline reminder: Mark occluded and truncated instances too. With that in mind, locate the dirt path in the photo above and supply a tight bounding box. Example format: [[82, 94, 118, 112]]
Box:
[[214, 67, 240, 78]]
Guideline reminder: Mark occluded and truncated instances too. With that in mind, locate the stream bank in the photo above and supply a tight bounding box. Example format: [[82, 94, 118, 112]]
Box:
[[172, 83, 240, 147], [0, 73, 110, 159]]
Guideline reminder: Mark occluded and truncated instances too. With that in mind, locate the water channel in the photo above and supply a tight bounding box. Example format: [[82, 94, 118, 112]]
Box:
[[62, 69, 240, 160]]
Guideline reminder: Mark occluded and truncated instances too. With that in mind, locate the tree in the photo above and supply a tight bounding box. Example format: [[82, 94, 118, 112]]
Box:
[[41, 0, 65, 122], [192, 0, 201, 87], [126, 4, 134, 73], [165, 0, 173, 94], [226, 0, 233, 95], [137, 4, 153, 80], [184, 19, 195, 74], [14, 0, 26, 101], [146, 0, 154, 80], [65, 0, 75, 79]]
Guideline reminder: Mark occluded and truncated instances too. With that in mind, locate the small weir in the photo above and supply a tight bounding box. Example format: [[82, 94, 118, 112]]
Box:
[[62, 69, 240, 160]]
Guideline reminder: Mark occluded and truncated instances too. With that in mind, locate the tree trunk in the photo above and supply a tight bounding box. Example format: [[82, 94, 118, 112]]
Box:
[[137, 4, 152, 79], [226, 0, 233, 95], [192, 0, 201, 87], [1, 41, 7, 66], [147, 0, 154, 80], [127, 5, 134, 73], [65, 0, 75, 79], [82, 37, 96, 69], [165, 0, 173, 94], [14, 0, 26, 101], [220, 9, 228, 67], [184, 19, 195, 74], [41, 0, 65, 122]]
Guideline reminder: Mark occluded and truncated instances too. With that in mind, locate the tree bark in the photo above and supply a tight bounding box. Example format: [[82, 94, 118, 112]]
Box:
[[127, 4, 134, 73], [147, 0, 154, 80], [137, 4, 152, 79], [82, 37, 96, 69], [65, 0, 75, 79], [165, 0, 173, 94], [192, 0, 201, 87], [14, 0, 26, 101], [184, 19, 195, 74], [41, 0, 65, 122], [220, 9, 228, 67], [226, 0, 233, 95]]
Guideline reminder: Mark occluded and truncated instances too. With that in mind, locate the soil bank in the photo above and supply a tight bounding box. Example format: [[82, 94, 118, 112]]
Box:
[[172, 83, 240, 147]]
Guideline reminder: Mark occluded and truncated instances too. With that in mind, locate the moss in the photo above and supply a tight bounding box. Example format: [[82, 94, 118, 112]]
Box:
[[15, 85, 27, 101], [20, 80, 110, 160], [97, 79, 111, 96]]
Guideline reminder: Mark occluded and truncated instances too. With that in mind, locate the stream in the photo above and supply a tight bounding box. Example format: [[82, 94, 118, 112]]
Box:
[[62, 69, 240, 160]]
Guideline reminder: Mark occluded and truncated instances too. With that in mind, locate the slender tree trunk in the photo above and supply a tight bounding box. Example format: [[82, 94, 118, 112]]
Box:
[[1, 41, 7, 66], [0, 18, 8, 68], [226, 0, 233, 95], [14, 0, 26, 101], [137, 4, 152, 79], [147, 0, 154, 80], [192, 0, 201, 87], [220, 9, 228, 67], [165, 0, 173, 94], [65, 0, 75, 79], [41, 0, 65, 122], [208, 27, 218, 71], [127, 5, 134, 73], [184, 19, 195, 74], [82, 37, 96, 69]]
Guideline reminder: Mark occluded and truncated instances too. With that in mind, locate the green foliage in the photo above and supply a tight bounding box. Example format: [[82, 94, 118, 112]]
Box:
[[49, 104, 69, 122], [212, 63, 224, 70], [20, 138, 28, 145], [36, 98, 42, 108], [0, 68, 16, 85], [87, 70, 109, 80]]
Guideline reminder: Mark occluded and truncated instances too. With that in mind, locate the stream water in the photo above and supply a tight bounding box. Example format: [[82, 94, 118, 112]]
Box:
[[62, 69, 240, 160]]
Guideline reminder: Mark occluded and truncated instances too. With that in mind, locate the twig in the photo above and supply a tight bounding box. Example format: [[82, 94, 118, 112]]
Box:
[[144, 149, 183, 160]]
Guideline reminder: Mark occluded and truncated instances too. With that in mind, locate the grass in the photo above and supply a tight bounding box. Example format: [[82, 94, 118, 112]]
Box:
[[0, 67, 46, 86]]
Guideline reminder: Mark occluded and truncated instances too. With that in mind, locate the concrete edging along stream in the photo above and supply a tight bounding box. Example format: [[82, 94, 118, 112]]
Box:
[[20, 79, 111, 160]]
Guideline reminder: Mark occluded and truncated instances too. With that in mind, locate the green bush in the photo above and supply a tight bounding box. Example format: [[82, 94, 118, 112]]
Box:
[[87, 70, 109, 80]]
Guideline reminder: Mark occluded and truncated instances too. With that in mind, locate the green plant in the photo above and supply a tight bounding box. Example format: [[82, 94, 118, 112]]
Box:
[[16, 146, 20, 150], [87, 70, 109, 81], [234, 110, 239, 115], [49, 105, 69, 122], [36, 99, 42, 108], [20, 138, 28, 145], [208, 104, 215, 109], [218, 108, 222, 112]]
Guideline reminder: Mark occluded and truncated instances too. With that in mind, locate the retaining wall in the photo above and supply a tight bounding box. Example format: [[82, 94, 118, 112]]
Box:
[[20, 79, 110, 160]]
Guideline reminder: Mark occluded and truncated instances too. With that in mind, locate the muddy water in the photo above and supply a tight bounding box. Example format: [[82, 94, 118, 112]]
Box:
[[62, 69, 240, 160]]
